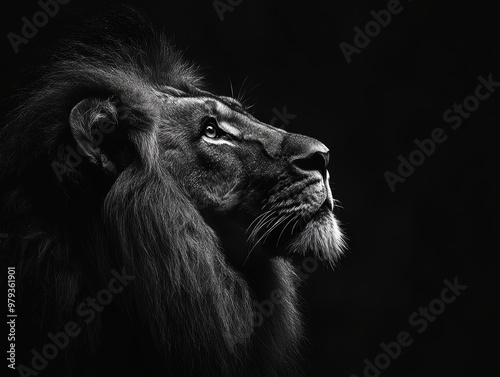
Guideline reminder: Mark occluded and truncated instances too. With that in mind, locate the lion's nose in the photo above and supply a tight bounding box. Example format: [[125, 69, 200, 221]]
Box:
[[284, 134, 330, 177], [294, 150, 329, 173]]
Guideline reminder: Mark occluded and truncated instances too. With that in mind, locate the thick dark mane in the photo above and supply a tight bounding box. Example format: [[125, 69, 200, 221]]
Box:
[[1, 7, 201, 177], [0, 7, 302, 377]]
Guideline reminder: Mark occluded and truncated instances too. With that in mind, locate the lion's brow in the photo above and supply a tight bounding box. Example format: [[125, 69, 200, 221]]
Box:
[[187, 88, 247, 114], [218, 95, 243, 108]]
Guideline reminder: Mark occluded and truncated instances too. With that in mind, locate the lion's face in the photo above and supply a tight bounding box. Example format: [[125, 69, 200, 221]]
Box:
[[157, 92, 344, 263]]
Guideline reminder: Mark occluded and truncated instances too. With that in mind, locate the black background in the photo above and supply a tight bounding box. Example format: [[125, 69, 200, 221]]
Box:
[[1, 0, 499, 376]]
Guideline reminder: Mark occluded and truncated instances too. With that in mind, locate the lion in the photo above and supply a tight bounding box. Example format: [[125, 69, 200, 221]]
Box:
[[0, 7, 345, 377]]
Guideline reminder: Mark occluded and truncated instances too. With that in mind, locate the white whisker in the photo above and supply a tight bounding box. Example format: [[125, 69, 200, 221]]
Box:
[[276, 214, 298, 247]]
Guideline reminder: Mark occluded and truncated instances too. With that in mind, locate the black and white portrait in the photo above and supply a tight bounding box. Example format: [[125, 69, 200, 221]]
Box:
[[1, 1, 497, 376]]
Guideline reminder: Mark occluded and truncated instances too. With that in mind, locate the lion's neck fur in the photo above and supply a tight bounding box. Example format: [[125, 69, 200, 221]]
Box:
[[99, 164, 303, 375], [2, 162, 303, 376]]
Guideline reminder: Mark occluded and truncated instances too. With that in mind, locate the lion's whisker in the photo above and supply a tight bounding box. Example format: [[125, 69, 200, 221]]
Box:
[[236, 76, 248, 103], [245, 212, 287, 265], [261, 213, 292, 245], [333, 199, 344, 210], [247, 211, 276, 243], [291, 218, 300, 235], [276, 214, 298, 247], [247, 210, 272, 233], [246, 212, 270, 236], [228, 75, 235, 99], [240, 82, 262, 109], [251, 215, 278, 245]]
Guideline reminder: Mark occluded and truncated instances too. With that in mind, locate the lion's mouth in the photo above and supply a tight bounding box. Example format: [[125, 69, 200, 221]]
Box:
[[286, 202, 330, 237]]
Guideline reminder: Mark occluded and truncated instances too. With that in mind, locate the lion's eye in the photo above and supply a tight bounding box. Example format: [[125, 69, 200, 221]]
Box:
[[203, 118, 219, 139]]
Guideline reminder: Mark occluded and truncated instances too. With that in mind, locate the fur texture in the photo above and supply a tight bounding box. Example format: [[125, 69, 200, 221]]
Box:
[[0, 7, 344, 377]]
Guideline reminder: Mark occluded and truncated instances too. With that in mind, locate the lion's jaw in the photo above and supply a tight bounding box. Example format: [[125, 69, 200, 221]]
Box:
[[249, 172, 345, 266], [209, 197, 344, 275]]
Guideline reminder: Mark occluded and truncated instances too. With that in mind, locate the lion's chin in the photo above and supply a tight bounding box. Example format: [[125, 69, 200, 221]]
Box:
[[283, 205, 346, 266]]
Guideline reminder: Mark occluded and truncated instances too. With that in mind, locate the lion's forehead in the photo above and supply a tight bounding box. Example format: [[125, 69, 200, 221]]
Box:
[[152, 90, 288, 149]]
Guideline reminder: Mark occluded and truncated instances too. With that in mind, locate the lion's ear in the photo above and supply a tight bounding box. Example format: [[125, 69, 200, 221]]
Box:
[[69, 97, 132, 174]]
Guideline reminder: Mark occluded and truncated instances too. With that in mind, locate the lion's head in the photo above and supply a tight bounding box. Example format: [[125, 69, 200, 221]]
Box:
[[0, 7, 344, 377], [127, 87, 344, 265]]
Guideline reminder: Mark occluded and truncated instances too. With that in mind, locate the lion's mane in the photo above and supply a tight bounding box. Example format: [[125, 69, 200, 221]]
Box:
[[0, 8, 303, 377]]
